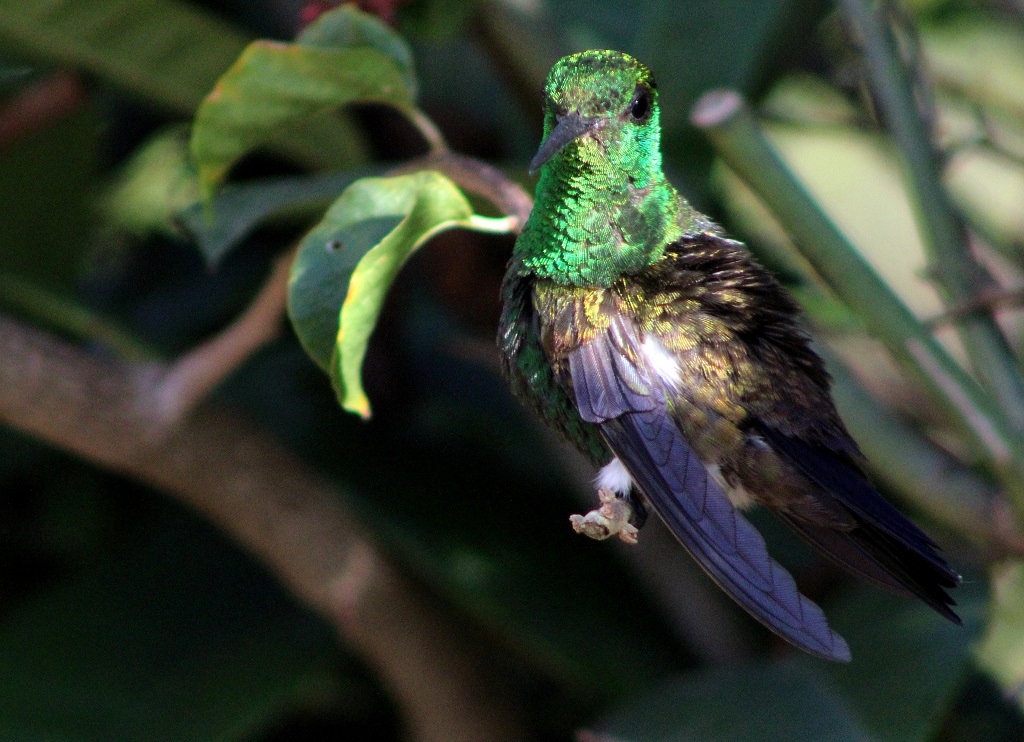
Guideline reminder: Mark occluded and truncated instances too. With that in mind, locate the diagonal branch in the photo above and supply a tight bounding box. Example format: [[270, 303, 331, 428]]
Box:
[[0, 310, 526, 742], [0, 71, 86, 149]]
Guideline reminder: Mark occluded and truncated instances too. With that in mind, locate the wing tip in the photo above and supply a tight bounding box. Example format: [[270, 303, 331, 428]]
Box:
[[764, 606, 852, 663], [807, 631, 852, 663]]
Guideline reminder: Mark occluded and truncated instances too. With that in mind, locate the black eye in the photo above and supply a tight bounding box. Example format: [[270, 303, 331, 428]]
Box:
[[629, 86, 652, 122]]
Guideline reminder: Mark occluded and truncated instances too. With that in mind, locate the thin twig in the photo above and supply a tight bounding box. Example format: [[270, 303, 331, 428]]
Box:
[[407, 106, 448, 154], [926, 286, 1024, 328], [942, 126, 1024, 178], [841, 0, 1024, 432], [153, 250, 293, 425], [691, 89, 1024, 504], [823, 347, 1019, 552]]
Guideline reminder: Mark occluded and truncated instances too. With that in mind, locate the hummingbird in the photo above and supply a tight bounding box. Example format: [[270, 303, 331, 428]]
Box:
[[498, 50, 960, 662]]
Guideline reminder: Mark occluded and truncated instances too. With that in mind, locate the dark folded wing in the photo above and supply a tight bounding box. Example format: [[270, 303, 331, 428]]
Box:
[[756, 425, 961, 624], [568, 324, 850, 661]]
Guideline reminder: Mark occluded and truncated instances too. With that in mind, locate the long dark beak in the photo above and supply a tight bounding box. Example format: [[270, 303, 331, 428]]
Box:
[[528, 112, 600, 174]]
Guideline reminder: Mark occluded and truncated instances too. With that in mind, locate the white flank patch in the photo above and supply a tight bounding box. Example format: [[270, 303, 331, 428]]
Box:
[[596, 457, 633, 494], [707, 463, 755, 509], [641, 335, 682, 388], [707, 463, 727, 490]]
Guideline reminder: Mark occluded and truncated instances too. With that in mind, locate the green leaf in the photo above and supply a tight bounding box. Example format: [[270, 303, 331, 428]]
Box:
[[0, 0, 249, 114], [593, 661, 868, 741], [298, 4, 416, 95], [0, 0, 364, 173], [103, 125, 199, 238], [0, 507, 341, 741], [288, 171, 509, 417], [191, 10, 417, 200], [177, 170, 374, 265], [976, 561, 1024, 710], [820, 582, 987, 742], [591, 582, 987, 742]]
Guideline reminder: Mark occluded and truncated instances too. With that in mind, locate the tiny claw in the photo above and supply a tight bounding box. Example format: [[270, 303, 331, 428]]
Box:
[[570, 488, 639, 545], [617, 522, 639, 545]]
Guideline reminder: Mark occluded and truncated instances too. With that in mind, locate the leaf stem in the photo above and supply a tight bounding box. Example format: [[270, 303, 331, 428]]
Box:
[[394, 151, 534, 228], [154, 249, 292, 425], [407, 106, 448, 154], [465, 214, 519, 234]]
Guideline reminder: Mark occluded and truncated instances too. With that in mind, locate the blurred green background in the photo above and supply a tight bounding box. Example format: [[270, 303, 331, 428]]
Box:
[[3, 0, 1024, 740]]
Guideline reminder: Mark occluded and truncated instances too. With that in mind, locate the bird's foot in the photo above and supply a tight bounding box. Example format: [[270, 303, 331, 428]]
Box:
[[570, 488, 639, 545]]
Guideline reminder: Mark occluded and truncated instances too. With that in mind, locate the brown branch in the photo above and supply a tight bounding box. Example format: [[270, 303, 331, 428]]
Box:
[[0, 311, 527, 742], [396, 151, 535, 230]]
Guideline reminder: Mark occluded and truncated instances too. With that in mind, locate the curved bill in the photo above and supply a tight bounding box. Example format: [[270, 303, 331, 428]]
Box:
[[528, 113, 600, 174]]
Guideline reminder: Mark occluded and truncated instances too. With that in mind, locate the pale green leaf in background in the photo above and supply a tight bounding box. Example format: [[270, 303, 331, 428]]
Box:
[[103, 125, 199, 238], [820, 584, 987, 742], [591, 662, 867, 742], [592, 583, 986, 742], [977, 562, 1024, 711]]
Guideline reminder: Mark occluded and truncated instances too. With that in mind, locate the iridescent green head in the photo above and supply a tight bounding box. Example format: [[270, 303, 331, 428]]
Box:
[[530, 50, 661, 185], [516, 50, 688, 287]]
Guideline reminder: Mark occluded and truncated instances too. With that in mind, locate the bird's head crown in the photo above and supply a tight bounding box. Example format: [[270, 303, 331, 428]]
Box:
[[544, 50, 656, 120]]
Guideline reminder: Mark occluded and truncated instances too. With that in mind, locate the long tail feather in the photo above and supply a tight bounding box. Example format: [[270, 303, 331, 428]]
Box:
[[758, 426, 960, 623]]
